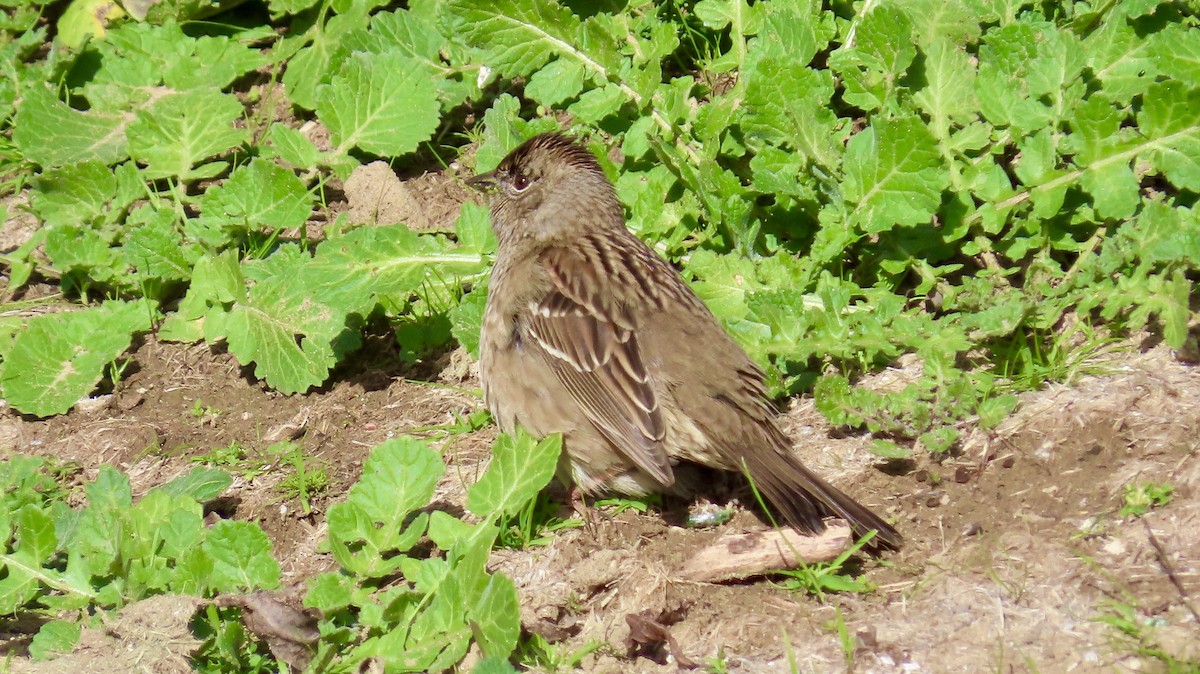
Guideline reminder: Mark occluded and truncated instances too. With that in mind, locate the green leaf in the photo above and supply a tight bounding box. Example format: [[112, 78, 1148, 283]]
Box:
[[120, 206, 203, 283], [348, 438, 443, 523], [467, 430, 561, 519], [842, 115, 948, 233], [198, 158, 314, 233], [568, 83, 625, 123], [896, 0, 980, 47], [468, 573, 520, 658], [29, 160, 117, 227], [742, 57, 839, 170], [831, 5, 915, 113], [304, 572, 354, 614], [0, 300, 155, 417], [29, 620, 81, 661], [158, 251, 244, 342], [867, 440, 911, 459], [913, 39, 978, 140], [158, 467, 233, 502], [975, 20, 1056, 132], [267, 124, 322, 170], [1138, 81, 1200, 193], [449, 285, 488, 357], [127, 88, 248, 181], [316, 50, 440, 158], [1084, 13, 1160, 104], [473, 657, 520, 674], [309, 223, 489, 318], [281, 10, 369, 110], [13, 86, 127, 167], [203, 520, 281, 592], [448, 0, 584, 78], [524, 58, 585, 107], [1151, 22, 1200, 84], [223, 246, 347, 394]]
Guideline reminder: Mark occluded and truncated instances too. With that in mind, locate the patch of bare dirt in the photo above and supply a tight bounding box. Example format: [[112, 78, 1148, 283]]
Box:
[[344, 161, 472, 231], [9, 595, 204, 674], [1, 339, 1197, 672]]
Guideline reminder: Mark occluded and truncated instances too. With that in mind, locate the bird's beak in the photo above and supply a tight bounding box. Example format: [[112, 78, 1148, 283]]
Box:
[[466, 170, 498, 191]]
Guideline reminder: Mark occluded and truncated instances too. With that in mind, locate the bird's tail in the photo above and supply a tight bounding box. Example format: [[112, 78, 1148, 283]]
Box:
[[740, 449, 902, 550]]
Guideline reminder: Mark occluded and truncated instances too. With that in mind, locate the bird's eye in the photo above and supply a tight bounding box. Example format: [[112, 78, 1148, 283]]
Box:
[[511, 173, 532, 192]]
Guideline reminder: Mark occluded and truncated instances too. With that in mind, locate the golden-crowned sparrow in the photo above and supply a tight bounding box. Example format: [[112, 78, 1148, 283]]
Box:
[[469, 132, 900, 548]]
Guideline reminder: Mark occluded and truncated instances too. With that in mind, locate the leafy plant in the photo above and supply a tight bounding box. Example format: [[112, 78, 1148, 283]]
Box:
[[1096, 601, 1200, 673], [1119, 482, 1174, 518], [0, 458, 280, 655], [514, 632, 605, 673], [772, 531, 877, 600], [301, 430, 561, 671], [496, 490, 583, 549]]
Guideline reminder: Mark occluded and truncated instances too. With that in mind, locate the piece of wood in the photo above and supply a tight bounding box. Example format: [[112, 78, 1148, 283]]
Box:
[[678, 523, 853, 582]]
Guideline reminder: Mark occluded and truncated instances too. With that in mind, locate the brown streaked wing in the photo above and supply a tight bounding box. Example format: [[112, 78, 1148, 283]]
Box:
[[528, 245, 674, 488]]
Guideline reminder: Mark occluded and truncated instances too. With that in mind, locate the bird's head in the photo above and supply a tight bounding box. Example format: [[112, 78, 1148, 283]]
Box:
[[467, 132, 622, 244]]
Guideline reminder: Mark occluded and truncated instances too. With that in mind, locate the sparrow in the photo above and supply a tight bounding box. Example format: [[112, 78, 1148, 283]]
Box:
[[469, 132, 900, 549]]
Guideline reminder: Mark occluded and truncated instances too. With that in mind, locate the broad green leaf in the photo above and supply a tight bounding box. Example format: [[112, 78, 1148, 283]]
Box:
[[157, 508, 204, 560], [895, 0, 980, 46], [158, 250, 244, 342], [316, 50, 440, 158], [28, 620, 80, 661], [120, 206, 203, 283], [913, 39, 978, 140], [198, 158, 314, 233], [568, 83, 625, 123], [468, 573, 520, 658], [83, 22, 265, 107], [309, 223, 489, 317], [13, 86, 127, 167], [29, 161, 116, 227], [867, 440, 911, 459], [15, 503, 57, 563], [348, 437, 442, 524], [831, 5, 915, 113], [0, 300, 155, 417], [281, 10, 369, 109], [686, 250, 763, 321], [127, 88, 248, 181], [305, 572, 354, 614], [842, 116, 948, 233], [448, 0, 585, 78], [449, 285, 487, 357], [975, 20, 1055, 132], [1084, 13, 1160, 104], [1120, 202, 1200, 268], [267, 124, 321, 170], [168, 34, 266, 90], [474, 657, 520, 674], [223, 246, 347, 394], [1151, 22, 1200, 84], [158, 467, 234, 503], [203, 520, 281, 592], [1138, 82, 1200, 192], [750, 0, 829, 66], [523, 58, 585, 107], [742, 57, 839, 169], [467, 431, 561, 519]]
